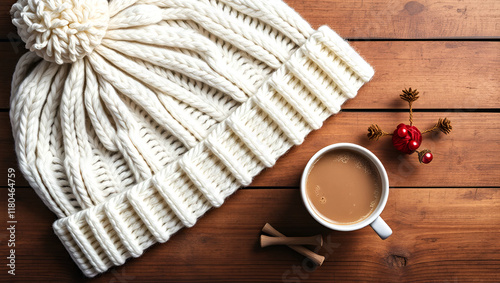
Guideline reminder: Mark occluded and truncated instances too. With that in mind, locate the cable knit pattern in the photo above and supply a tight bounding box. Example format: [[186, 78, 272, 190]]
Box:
[[10, 0, 374, 277]]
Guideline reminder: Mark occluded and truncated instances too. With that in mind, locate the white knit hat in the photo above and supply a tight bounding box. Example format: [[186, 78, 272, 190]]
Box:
[[10, 0, 374, 277]]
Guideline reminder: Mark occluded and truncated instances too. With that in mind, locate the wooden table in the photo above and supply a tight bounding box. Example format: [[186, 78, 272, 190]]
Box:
[[1, 0, 499, 282]]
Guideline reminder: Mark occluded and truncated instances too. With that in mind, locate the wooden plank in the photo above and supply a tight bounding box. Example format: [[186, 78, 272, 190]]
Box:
[[348, 41, 500, 109], [2, 112, 499, 188], [0, 42, 24, 109], [0, 1, 16, 40], [1, 41, 498, 110], [0, 187, 498, 281], [286, 0, 500, 39], [252, 112, 500, 187], [1, 0, 499, 39]]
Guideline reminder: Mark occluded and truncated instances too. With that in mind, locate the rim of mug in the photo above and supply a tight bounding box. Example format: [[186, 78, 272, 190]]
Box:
[[300, 143, 389, 232]]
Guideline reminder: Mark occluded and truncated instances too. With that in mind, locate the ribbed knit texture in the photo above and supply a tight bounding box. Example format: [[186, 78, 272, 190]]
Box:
[[10, 0, 374, 277]]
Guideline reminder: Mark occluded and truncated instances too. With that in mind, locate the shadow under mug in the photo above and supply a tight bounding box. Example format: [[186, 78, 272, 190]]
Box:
[[300, 143, 392, 239]]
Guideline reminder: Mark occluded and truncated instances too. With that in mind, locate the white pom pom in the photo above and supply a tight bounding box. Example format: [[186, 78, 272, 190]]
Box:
[[11, 0, 109, 64]]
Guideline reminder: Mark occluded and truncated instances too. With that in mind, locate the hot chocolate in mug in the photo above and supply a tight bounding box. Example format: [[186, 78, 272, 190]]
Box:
[[301, 143, 392, 239]]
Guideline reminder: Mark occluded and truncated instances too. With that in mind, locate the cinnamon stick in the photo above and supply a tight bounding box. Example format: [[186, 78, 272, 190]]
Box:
[[260, 235, 323, 248], [261, 223, 325, 266]]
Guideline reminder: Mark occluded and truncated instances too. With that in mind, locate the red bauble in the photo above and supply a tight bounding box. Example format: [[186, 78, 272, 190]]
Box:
[[392, 124, 422, 154], [408, 140, 420, 151], [421, 152, 433, 164], [397, 126, 408, 137]]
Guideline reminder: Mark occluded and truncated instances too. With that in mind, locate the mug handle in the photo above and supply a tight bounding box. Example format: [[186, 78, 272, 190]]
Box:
[[370, 217, 392, 239]]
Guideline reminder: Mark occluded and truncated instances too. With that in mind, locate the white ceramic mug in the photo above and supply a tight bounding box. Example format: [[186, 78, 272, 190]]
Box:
[[300, 143, 392, 239]]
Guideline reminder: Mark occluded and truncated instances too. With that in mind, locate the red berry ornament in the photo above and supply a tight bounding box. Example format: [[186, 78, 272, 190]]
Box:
[[367, 88, 453, 165], [392, 124, 422, 154], [422, 152, 433, 164], [408, 140, 420, 151], [397, 125, 408, 137], [418, 150, 433, 164]]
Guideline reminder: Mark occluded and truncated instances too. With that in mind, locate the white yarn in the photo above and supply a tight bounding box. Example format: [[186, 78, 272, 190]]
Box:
[[11, 0, 109, 64], [10, 0, 374, 277]]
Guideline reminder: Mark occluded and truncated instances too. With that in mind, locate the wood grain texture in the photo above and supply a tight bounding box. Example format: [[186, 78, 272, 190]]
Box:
[[1, 41, 498, 110], [285, 0, 500, 39], [0, 187, 498, 282], [0, 114, 18, 185], [0, 42, 24, 109], [0, 1, 16, 39], [1, 0, 499, 39], [349, 41, 500, 109], [3, 112, 499, 188]]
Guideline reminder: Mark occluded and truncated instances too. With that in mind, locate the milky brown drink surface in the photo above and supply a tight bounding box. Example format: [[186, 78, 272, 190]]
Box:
[[306, 149, 381, 225]]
